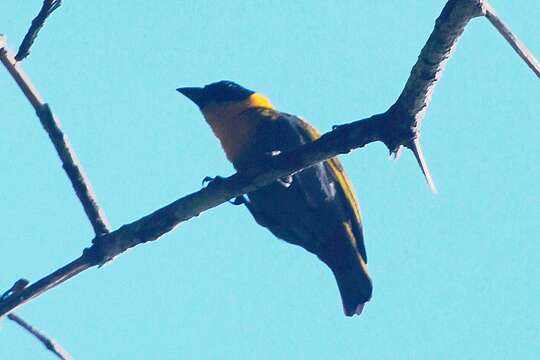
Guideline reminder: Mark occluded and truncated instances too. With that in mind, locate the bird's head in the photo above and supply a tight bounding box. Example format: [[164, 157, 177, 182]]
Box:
[[177, 81, 255, 109], [177, 80, 273, 116], [177, 81, 274, 164]]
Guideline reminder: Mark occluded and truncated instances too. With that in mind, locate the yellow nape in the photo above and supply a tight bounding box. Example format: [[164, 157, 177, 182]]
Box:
[[201, 93, 274, 164], [245, 93, 274, 110]]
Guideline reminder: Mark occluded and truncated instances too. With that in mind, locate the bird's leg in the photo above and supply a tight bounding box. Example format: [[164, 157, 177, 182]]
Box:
[[229, 194, 249, 206]]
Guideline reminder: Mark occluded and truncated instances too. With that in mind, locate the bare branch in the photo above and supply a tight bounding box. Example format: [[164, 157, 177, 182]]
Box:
[[0, 256, 92, 317], [0, 112, 382, 317], [0, 40, 111, 236], [0, 0, 536, 318], [483, 2, 540, 77], [15, 0, 62, 61], [0, 38, 44, 109], [7, 313, 72, 360], [392, 0, 484, 132], [389, 0, 484, 188]]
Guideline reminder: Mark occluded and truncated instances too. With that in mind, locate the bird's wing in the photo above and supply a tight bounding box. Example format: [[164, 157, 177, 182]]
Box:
[[284, 114, 367, 262], [247, 110, 367, 262]]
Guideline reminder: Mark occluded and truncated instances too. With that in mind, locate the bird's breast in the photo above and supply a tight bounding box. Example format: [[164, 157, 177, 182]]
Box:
[[205, 110, 259, 164]]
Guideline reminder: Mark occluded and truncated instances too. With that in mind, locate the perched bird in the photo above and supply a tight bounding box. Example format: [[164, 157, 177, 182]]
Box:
[[177, 81, 372, 316]]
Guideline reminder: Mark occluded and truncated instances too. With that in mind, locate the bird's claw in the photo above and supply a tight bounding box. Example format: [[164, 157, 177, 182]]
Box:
[[201, 175, 228, 188], [202, 176, 248, 206], [202, 176, 215, 187], [389, 146, 403, 160]]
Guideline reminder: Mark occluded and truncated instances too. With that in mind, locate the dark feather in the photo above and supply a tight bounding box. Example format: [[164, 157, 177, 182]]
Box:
[[235, 109, 372, 315]]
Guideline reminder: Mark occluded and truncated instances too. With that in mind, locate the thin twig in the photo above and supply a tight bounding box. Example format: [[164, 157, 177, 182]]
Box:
[[0, 38, 43, 109], [7, 313, 72, 360], [0, 40, 111, 236], [2, 282, 71, 359], [483, 2, 540, 77], [15, 0, 62, 61], [0, 256, 92, 317]]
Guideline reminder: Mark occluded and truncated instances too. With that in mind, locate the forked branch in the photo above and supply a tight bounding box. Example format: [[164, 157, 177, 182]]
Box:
[[0, 0, 506, 317]]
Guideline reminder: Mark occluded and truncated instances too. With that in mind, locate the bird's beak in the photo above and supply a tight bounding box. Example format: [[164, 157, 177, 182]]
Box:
[[176, 87, 206, 108]]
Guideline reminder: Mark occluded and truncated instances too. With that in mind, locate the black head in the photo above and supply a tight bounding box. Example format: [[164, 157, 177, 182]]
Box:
[[177, 81, 255, 109]]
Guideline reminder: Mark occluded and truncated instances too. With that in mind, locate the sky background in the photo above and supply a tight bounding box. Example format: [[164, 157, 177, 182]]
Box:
[[1, 1, 539, 359]]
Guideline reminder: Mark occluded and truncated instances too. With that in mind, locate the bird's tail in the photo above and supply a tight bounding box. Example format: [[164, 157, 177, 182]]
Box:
[[332, 265, 372, 316], [328, 252, 372, 317]]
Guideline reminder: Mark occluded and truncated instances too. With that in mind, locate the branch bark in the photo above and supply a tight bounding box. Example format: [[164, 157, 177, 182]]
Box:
[[0, 0, 493, 318], [0, 41, 111, 236]]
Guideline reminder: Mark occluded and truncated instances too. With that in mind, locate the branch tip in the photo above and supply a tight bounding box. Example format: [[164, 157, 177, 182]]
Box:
[[483, 1, 540, 77], [15, 0, 63, 61], [7, 313, 73, 360]]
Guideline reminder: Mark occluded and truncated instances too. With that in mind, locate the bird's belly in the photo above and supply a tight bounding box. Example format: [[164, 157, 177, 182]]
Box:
[[247, 164, 348, 255]]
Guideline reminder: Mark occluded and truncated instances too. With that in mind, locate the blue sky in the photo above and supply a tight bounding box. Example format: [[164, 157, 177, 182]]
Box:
[[1, 1, 539, 359]]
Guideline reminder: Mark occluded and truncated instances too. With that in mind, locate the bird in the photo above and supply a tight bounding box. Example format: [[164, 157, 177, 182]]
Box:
[[177, 81, 372, 316]]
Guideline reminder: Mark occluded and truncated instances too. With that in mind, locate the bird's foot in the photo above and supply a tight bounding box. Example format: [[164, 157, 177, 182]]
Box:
[[201, 176, 247, 206], [229, 195, 248, 206], [201, 175, 226, 188], [277, 175, 293, 188]]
